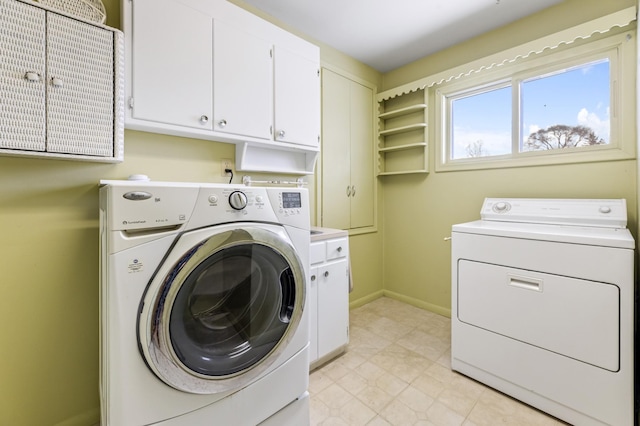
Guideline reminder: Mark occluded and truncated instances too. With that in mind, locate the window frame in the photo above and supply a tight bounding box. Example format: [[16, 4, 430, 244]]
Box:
[[434, 31, 635, 172]]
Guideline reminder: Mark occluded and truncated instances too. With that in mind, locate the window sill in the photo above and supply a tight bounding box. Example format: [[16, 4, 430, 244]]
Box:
[[435, 146, 635, 172]]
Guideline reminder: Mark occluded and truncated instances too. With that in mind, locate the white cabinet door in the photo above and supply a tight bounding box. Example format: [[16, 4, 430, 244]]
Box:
[[321, 69, 374, 230], [321, 69, 351, 229], [0, 0, 46, 151], [308, 266, 319, 365], [317, 259, 349, 359], [274, 46, 320, 147], [47, 13, 114, 156], [131, 0, 212, 129], [349, 81, 374, 229], [213, 20, 272, 140]]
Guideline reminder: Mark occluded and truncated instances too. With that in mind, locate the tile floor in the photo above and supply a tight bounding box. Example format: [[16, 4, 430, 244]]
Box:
[[309, 297, 568, 426]]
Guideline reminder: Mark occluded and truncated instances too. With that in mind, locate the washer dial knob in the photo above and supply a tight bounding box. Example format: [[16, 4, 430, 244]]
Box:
[[228, 191, 248, 210]]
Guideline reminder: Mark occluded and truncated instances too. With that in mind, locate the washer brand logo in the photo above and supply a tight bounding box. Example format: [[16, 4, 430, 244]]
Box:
[[123, 191, 153, 201], [122, 220, 147, 225]]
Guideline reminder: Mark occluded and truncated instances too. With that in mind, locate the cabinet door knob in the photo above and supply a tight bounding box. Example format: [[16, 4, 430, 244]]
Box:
[[24, 71, 40, 82], [323, 271, 329, 278], [346, 186, 351, 197], [337, 246, 342, 252], [311, 275, 316, 281], [277, 129, 285, 138], [351, 185, 356, 197], [50, 77, 63, 87], [200, 115, 209, 124], [218, 119, 227, 128]]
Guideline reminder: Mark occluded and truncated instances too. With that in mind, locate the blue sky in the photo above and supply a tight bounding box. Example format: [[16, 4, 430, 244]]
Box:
[[451, 59, 610, 158]]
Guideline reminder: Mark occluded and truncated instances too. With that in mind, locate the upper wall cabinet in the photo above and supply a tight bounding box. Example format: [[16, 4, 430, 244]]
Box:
[[213, 21, 272, 140], [123, 0, 321, 174], [0, 0, 124, 162], [274, 46, 321, 148], [129, 0, 213, 130]]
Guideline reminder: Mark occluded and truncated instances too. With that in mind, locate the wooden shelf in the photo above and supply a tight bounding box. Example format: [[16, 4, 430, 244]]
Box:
[[377, 89, 428, 175], [379, 123, 426, 137], [378, 169, 429, 176], [378, 104, 426, 120], [378, 142, 426, 153]]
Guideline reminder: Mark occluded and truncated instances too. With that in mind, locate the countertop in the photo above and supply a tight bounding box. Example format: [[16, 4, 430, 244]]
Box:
[[310, 226, 348, 242]]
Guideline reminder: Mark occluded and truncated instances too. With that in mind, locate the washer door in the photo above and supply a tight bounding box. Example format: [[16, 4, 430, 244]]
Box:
[[138, 224, 306, 394]]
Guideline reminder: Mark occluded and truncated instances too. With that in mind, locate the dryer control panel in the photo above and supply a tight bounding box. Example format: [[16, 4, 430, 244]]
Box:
[[481, 198, 628, 228]]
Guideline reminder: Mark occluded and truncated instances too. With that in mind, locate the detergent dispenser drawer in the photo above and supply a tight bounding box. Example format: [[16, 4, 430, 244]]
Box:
[[457, 260, 620, 371]]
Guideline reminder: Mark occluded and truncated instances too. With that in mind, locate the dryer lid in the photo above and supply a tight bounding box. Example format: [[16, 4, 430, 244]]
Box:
[[480, 198, 628, 228], [452, 219, 635, 249]]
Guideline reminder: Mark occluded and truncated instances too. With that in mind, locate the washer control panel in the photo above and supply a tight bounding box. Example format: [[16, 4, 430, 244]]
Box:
[[481, 198, 628, 228]]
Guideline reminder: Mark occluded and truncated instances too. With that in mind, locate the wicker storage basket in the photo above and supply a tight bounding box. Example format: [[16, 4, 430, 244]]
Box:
[[33, 0, 106, 23]]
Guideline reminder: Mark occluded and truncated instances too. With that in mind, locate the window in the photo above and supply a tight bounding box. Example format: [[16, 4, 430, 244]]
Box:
[[436, 31, 634, 171]]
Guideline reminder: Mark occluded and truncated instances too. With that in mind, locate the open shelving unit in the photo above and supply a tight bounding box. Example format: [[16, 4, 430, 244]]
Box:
[[377, 88, 428, 176]]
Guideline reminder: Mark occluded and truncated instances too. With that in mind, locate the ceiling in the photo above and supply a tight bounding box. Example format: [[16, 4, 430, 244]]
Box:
[[239, 0, 564, 73]]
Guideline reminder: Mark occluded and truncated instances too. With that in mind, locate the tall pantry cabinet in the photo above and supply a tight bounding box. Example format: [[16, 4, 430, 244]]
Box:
[[321, 68, 375, 231]]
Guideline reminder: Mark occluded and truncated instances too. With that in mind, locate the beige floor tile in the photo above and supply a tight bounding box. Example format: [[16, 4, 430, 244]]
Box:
[[396, 385, 435, 415], [310, 297, 563, 426], [310, 395, 332, 425], [356, 385, 395, 412], [321, 358, 353, 382], [425, 401, 466, 426], [374, 371, 409, 397], [310, 370, 335, 395], [337, 370, 369, 396], [365, 415, 392, 425], [379, 399, 420, 424], [337, 397, 378, 425], [436, 387, 477, 417], [316, 383, 354, 410]]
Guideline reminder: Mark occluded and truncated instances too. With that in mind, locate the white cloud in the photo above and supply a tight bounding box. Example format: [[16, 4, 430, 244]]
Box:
[[577, 107, 610, 142]]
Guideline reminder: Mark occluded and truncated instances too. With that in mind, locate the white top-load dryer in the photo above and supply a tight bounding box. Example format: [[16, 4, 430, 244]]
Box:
[[451, 198, 635, 426]]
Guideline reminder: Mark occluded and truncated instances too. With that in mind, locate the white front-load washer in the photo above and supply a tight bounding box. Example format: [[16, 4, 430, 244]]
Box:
[[99, 179, 311, 426], [451, 198, 636, 426]]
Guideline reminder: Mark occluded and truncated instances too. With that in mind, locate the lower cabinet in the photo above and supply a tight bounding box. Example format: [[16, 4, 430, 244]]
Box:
[[309, 232, 350, 369]]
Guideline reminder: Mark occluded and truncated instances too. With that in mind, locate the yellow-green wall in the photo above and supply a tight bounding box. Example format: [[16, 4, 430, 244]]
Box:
[[380, 0, 637, 317]]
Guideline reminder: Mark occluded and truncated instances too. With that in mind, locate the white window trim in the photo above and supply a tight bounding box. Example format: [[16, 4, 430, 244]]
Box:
[[434, 30, 635, 172]]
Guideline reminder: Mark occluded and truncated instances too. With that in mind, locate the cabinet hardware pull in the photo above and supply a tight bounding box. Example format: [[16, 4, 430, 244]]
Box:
[[311, 275, 316, 281], [218, 119, 227, 128], [346, 186, 351, 197], [337, 246, 342, 252], [200, 115, 209, 124], [277, 130, 285, 138], [50, 77, 63, 87], [24, 71, 40, 82], [351, 185, 356, 197], [324, 271, 329, 278]]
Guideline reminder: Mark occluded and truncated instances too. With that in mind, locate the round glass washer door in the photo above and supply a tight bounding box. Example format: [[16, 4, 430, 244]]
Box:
[[138, 225, 306, 394]]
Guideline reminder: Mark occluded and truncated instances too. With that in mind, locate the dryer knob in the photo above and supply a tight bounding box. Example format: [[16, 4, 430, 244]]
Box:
[[229, 190, 248, 210]]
